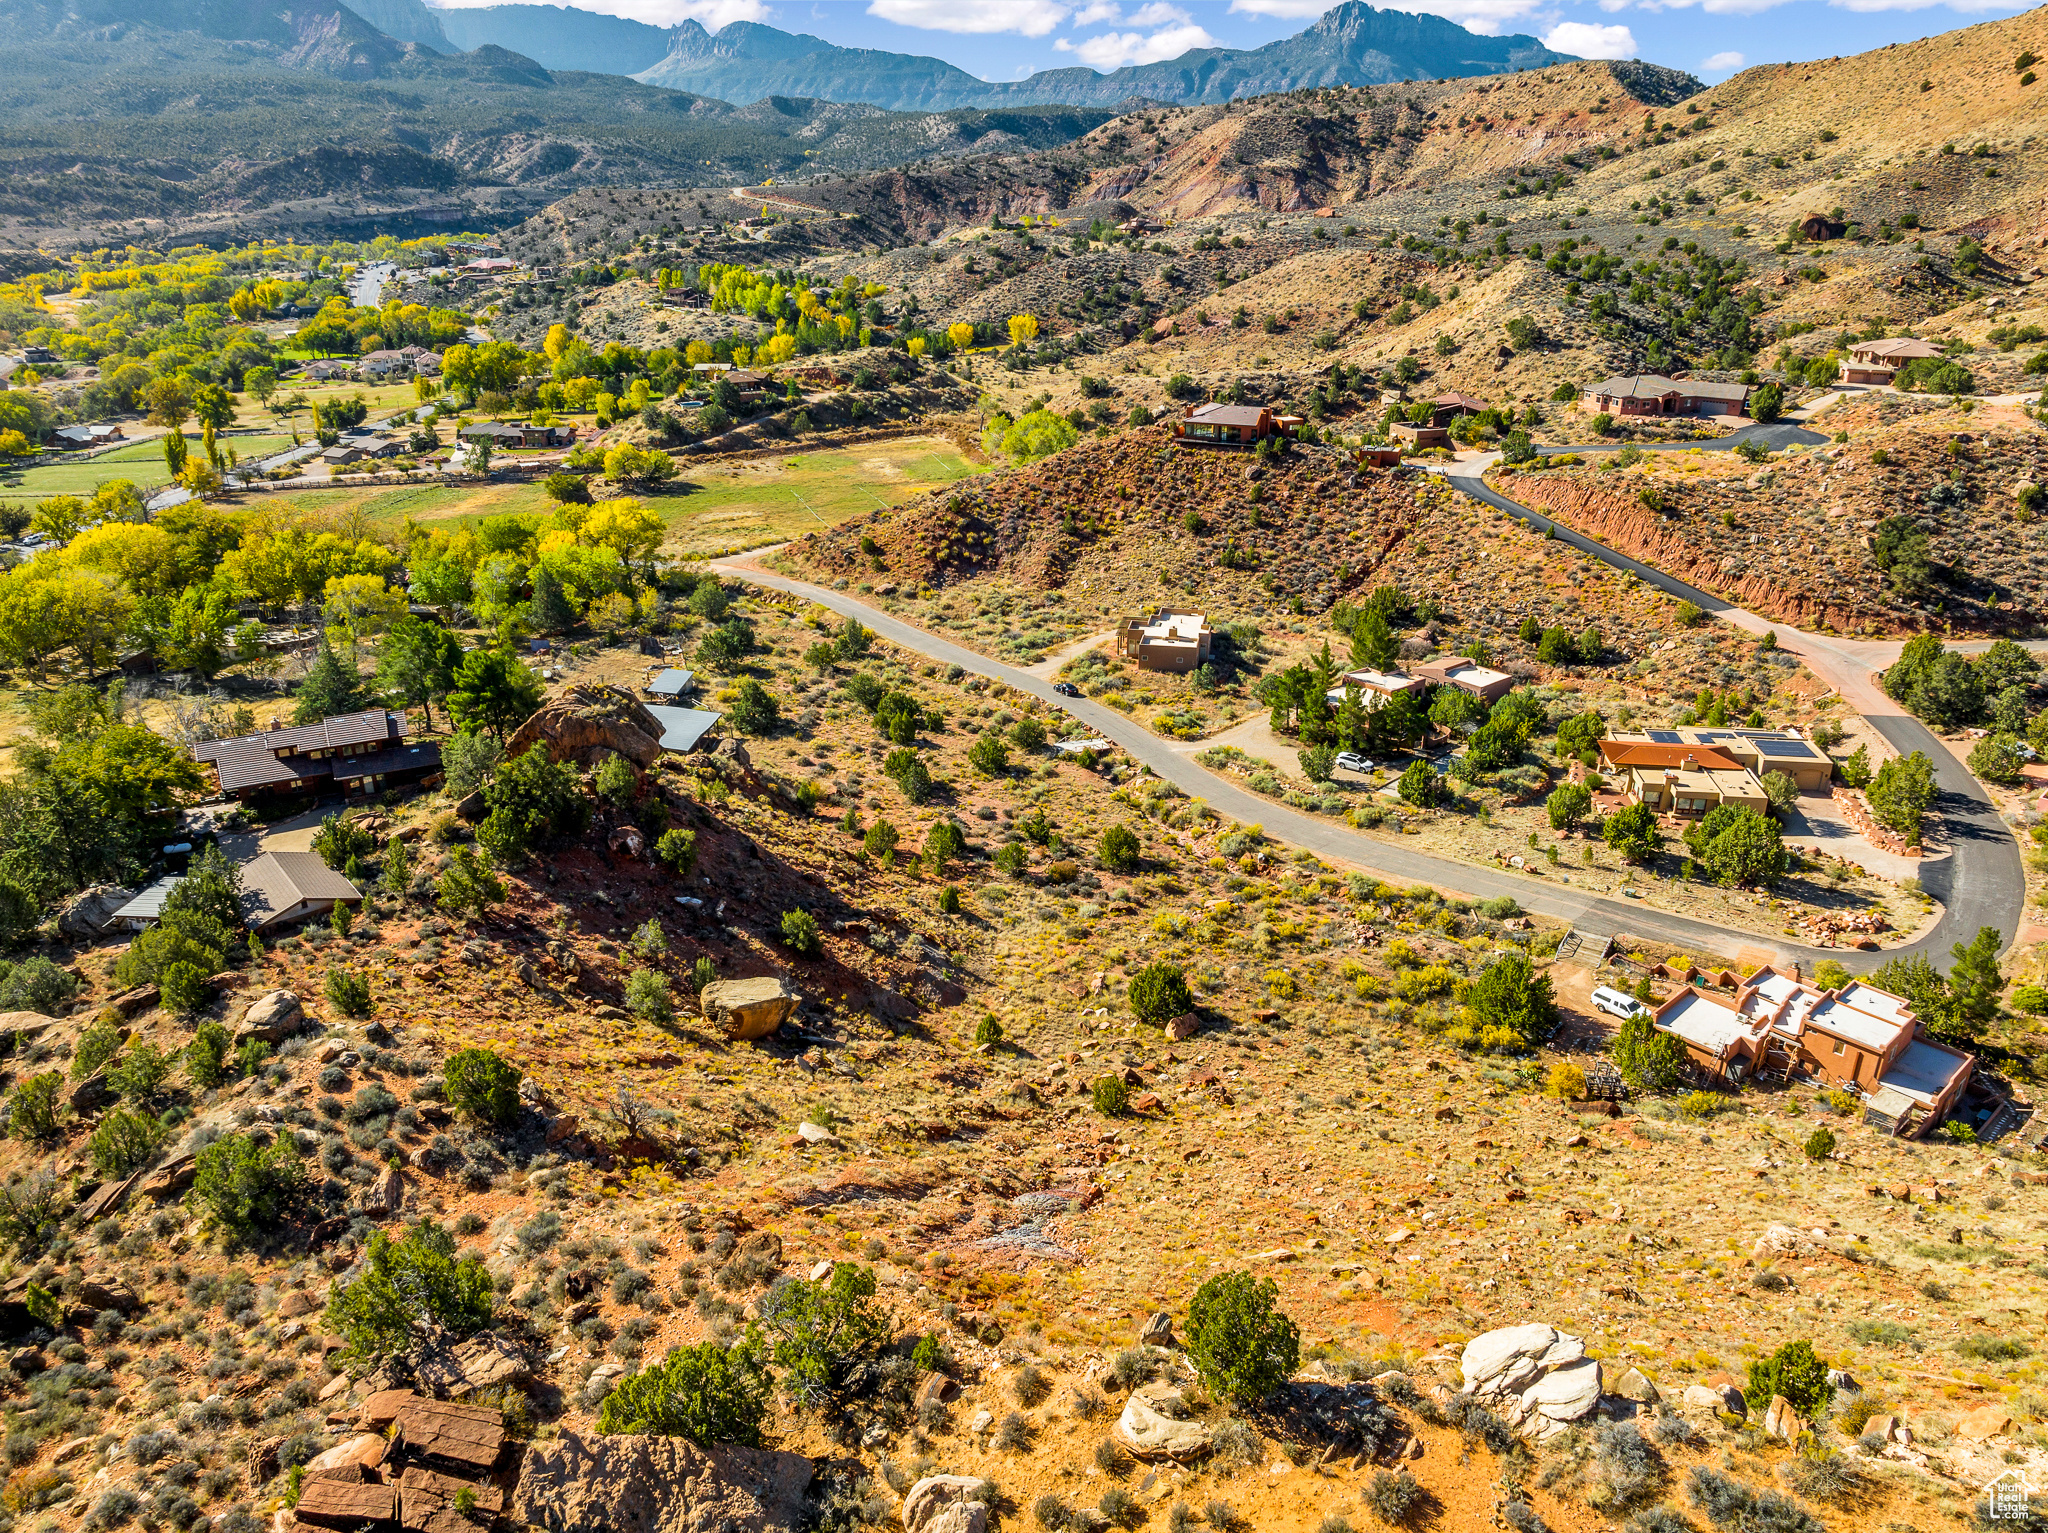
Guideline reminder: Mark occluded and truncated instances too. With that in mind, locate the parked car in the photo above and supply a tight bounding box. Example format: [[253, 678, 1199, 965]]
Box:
[[1333, 752, 1372, 773], [1053, 682, 1081, 697], [1591, 985, 1651, 1022]]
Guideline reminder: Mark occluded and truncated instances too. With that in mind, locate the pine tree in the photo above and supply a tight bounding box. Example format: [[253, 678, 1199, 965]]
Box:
[[529, 564, 574, 634], [293, 639, 374, 725]]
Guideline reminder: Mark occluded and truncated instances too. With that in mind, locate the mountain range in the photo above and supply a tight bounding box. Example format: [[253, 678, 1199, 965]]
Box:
[[403, 1, 1571, 112]]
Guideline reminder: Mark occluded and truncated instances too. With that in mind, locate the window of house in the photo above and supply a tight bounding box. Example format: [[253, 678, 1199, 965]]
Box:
[[1831, 1040, 1845, 1056]]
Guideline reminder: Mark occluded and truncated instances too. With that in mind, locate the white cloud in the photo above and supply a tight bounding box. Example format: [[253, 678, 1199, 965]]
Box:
[[428, 0, 766, 21], [866, 0, 1071, 34], [1542, 19, 1636, 54], [1127, 0, 1192, 22], [1054, 21, 1217, 65], [1071, 0, 1122, 21], [1702, 48, 1745, 67]]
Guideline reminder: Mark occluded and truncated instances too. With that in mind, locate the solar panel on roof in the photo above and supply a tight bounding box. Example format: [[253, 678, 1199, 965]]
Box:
[[1755, 738, 1819, 758], [1647, 731, 1681, 743]]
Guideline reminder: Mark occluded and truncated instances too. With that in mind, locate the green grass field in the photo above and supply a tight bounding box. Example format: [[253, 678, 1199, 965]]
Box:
[[0, 435, 296, 500], [261, 436, 981, 555]]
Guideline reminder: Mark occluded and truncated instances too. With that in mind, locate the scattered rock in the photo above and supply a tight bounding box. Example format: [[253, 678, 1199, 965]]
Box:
[[237, 990, 306, 1044], [1763, 1395, 1804, 1443], [304, 1435, 387, 1478], [902, 1475, 991, 1533], [1957, 1402, 2012, 1441], [1682, 1383, 1745, 1417], [795, 1122, 840, 1146], [68, 1073, 112, 1113], [700, 977, 800, 1041], [506, 684, 665, 770], [968, 1409, 994, 1435], [1113, 1384, 1213, 1461], [57, 884, 135, 939], [1610, 1367, 1659, 1405], [1165, 1013, 1197, 1041], [277, 1290, 319, 1320], [1137, 1312, 1174, 1348]]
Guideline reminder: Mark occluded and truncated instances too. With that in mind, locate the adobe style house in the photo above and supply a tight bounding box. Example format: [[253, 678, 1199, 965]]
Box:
[[1413, 655, 1515, 704], [1839, 337, 1942, 386], [1584, 375, 1751, 418], [193, 708, 441, 802], [1115, 609, 1213, 672], [1390, 421, 1449, 450], [1653, 965, 1974, 1137], [1599, 727, 1833, 814], [1175, 403, 1278, 447], [1327, 668, 1424, 710]]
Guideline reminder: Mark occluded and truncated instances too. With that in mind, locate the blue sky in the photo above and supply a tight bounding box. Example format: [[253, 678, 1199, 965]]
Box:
[[425, 0, 2033, 83]]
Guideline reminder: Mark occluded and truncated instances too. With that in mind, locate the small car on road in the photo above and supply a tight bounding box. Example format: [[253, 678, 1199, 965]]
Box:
[[1333, 752, 1373, 773], [1053, 682, 1081, 697], [1591, 985, 1651, 1022]]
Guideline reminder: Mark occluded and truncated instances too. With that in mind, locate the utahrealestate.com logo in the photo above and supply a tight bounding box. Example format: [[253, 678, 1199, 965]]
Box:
[[1984, 1470, 2035, 1521]]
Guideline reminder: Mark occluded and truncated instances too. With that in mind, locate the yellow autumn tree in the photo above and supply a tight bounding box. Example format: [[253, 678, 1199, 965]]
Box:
[[1007, 313, 1039, 348], [947, 322, 975, 352], [544, 323, 572, 363]]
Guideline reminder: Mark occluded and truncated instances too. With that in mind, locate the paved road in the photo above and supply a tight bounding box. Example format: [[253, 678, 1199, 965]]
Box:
[[1446, 469, 2023, 971], [1542, 420, 1832, 456], [711, 555, 1999, 974]]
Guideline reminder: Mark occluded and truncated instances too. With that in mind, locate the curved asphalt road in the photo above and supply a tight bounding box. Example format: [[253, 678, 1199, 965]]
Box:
[[1443, 423, 2024, 974], [713, 537, 2016, 973]]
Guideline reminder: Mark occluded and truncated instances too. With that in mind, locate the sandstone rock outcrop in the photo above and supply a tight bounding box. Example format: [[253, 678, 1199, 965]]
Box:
[[511, 1430, 812, 1533], [505, 684, 664, 770], [701, 977, 800, 1041], [1112, 1384, 1213, 1460], [237, 990, 305, 1044], [1459, 1323, 1602, 1440], [902, 1475, 991, 1533]]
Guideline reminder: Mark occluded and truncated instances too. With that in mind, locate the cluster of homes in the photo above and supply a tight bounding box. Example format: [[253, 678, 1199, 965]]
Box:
[[292, 345, 442, 384], [1651, 963, 1977, 1139]]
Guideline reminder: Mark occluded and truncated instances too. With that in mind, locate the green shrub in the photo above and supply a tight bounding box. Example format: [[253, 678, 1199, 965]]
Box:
[[312, 813, 377, 871], [186, 1022, 232, 1087], [1099, 823, 1141, 872], [6, 1072, 60, 1146], [160, 962, 210, 1018], [594, 752, 638, 805], [192, 1132, 308, 1239], [87, 1108, 169, 1178], [444, 1048, 522, 1125], [1092, 1075, 1131, 1116], [625, 969, 673, 1026], [1364, 1471, 1421, 1525], [938, 885, 962, 914], [598, 1335, 773, 1444], [1185, 1271, 1300, 1406], [1803, 1126, 1836, 1161], [1128, 962, 1193, 1026], [780, 909, 822, 956], [108, 1043, 173, 1107], [0, 1171, 65, 1255], [325, 1220, 495, 1364], [324, 967, 372, 1019], [0, 957, 78, 1017], [1743, 1338, 1830, 1417], [757, 1263, 890, 1407], [657, 828, 699, 875], [72, 1013, 123, 1081], [974, 1014, 1005, 1048]]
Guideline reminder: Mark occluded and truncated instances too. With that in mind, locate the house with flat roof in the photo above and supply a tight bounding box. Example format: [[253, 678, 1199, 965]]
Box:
[[193, 708, 441, 802], [1840, 337, 1942, 385], [1652, 965, 1973, 1137], [645, 706, 723, 753], [1175, 402, 1278, 448], [1413, 655, 1515, 704], [458, 422, 574, 449], [1596, 739, 1766, 818], [1328, 668, 1424, 710], [1600, 727, 1832, 798], [1389, 421, 1448, 450], [240, 851, 363, 932], [1584, 375, 1751, 418], [1115, 609, 1213, 673], [646, 668, 696, 699]]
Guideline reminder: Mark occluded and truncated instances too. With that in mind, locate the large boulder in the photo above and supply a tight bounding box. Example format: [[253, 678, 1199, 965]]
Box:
[[701, 977, 800, 1041], [902, 1476, 990, 1533], [505, 684, 663, 770], [1460, 1324, 1602, 1441], [510, 1430, 812, 1533], [1112, 1384, 1213, 1462], [58, 884, 134, 939], [236, 990, 305, 1045]]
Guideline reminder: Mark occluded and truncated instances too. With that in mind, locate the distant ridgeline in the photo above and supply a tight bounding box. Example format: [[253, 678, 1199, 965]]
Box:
[[413, 2, 1579, 111]]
